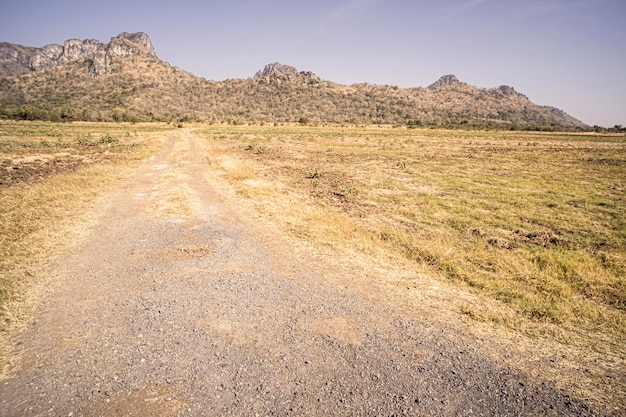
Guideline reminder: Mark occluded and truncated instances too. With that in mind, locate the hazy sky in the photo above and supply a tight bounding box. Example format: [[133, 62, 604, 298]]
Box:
[[2, 0, 625, 127]]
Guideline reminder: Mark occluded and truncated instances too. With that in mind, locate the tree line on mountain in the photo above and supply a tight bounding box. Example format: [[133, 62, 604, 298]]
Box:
[[0, 54, 595, 131], [1, 102, 592, 131]]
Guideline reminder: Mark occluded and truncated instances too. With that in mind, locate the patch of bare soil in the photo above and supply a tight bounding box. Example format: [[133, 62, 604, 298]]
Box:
[[1, 155, 81, 187], [0, 131, 607, 416], [0, 151, 112, 188]]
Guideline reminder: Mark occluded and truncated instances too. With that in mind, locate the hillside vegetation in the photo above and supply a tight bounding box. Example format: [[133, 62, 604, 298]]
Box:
[[0, 33, 588, 130]]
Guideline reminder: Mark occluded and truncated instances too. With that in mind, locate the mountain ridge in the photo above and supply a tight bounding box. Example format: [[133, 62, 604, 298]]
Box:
[[0, 32, 588, 129], [0, 32, 155, 78]]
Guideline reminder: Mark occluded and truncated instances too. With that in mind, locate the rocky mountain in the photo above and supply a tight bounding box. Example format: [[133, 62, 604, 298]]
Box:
[[0, 32, 587, 129], [0, 32, 155, 77], [427, 74, 460, 89], [254, 62, 322, 85], [254, 62, 299, 79]]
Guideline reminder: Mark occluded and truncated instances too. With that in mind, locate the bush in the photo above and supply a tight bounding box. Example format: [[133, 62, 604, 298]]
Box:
[[99, 133, 118, 144]]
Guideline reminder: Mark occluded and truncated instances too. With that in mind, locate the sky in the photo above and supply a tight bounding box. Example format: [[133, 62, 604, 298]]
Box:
[[2, 0, 625, 127]]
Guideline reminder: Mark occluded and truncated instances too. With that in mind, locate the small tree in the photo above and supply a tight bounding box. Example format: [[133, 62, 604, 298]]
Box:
[[111, 107, 125, 122]]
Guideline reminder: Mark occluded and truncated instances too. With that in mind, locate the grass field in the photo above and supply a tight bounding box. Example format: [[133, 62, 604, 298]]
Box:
[[196, 124, 625, 406], [1, 121, 624, 406], [197, 125, 625, 351], [0, 121, 172, 374]]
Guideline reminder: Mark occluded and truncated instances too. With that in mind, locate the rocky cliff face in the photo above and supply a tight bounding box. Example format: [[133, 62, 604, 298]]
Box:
[[0, 32, 156, 78], [427, 74, 459, 89], [254, 62, 299, 78], [254, 62, 321, 84]]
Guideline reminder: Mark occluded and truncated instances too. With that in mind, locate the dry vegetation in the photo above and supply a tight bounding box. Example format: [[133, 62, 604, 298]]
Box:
[[196, 124, 625, 401], [200, 125, 626, 341], [0, 121, 172, 373], [0, 121, 624, 407], [0, 54, 587, 129]]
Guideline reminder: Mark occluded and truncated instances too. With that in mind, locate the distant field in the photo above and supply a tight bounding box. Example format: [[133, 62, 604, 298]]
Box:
[[198, 125, 625, 354]]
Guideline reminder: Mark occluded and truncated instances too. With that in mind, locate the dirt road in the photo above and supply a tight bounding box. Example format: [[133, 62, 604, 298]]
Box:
[[0, 131, 599, 416]]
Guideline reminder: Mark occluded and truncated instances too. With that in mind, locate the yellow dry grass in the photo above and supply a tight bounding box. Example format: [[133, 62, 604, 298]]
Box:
[[194, 124, 625, 409], [1, 121, 624, 409], [0, 121, 170, 376]]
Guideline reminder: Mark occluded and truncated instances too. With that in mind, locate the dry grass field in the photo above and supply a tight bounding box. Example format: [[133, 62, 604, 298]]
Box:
[[0, 121, 624, 407], [200, 125, 625, 340], [0, 121, 171, 368], [197, 124, 625, 394]]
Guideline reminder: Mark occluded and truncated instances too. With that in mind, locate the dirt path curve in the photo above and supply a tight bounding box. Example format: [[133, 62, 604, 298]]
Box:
[[1, 131, 598, 416]]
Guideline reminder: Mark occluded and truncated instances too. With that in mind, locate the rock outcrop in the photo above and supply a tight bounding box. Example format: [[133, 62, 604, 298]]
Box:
[[254, 62, 321, 84], [488, 85, 519, 98], [254, 62, 299, 78], [427, 74, 460, 89], [0, 32, 156, 77]]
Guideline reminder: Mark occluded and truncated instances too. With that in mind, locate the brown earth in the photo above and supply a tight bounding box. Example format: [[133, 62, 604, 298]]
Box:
[[0, 150, 114, 188], [0, 131, 606, 416], [0, 154, 86, 188]]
